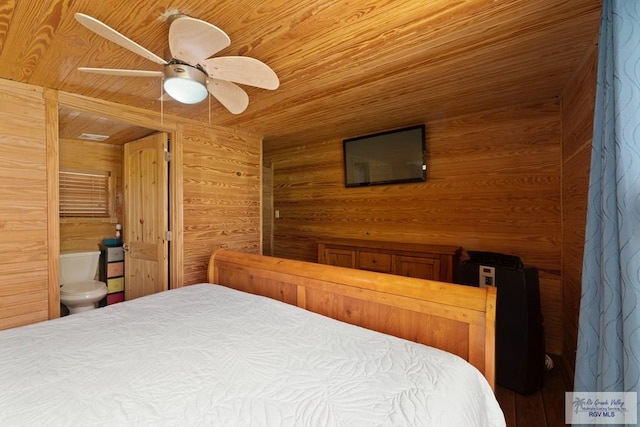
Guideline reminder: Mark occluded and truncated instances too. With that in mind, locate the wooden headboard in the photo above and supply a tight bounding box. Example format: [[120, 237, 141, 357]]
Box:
[[208, 249, 497, 389]]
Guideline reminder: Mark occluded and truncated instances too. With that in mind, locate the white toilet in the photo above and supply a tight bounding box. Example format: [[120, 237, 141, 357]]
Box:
[[60, 251, 108, 314]]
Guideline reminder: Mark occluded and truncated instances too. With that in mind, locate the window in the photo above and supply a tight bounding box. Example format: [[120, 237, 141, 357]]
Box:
[[59, 169, 113, 219]]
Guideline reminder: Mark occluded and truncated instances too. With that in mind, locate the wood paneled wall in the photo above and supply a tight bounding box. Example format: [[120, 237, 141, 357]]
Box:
[[560, 42, 598, 381], [0, 80, 49, 329], [264, 101, 563, 353], [181, 123, 262, 285], [59, 139, 123, 253]]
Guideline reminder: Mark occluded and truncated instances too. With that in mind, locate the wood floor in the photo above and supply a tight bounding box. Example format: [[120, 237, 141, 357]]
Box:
[[496, 356, 570, 427]]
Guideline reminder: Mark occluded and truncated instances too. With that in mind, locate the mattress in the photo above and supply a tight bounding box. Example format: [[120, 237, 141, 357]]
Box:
[[0, 284, 505, 426]]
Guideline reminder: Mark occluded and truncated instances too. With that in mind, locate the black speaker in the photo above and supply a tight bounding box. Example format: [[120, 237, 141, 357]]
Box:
[[458, 253, 545, 394]]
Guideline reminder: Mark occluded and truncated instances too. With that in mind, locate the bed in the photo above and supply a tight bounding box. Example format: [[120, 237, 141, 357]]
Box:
[[0, 249, 505, 426]]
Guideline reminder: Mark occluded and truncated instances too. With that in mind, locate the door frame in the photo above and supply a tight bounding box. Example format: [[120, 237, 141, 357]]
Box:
[[48, 91, 184, 318], [262, 161, 274, 256]]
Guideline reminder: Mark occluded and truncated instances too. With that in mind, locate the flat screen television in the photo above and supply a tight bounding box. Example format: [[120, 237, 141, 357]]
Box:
[[343, 124, 426, 187]]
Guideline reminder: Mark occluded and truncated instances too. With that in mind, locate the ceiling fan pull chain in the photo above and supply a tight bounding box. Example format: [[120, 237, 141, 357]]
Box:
[[160, 78, 164, 125]]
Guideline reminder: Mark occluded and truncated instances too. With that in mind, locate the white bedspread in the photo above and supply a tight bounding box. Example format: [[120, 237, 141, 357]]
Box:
[[0, 284, 505, 426]]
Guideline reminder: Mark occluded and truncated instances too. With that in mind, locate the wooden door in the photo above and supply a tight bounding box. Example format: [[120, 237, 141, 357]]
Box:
[[323, 248, 356, 268], [394, 255, 440, 280], [123, 133, 169, 300]]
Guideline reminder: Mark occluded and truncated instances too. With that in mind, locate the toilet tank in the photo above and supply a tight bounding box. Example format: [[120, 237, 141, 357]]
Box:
[[60, 251, 101, 285]]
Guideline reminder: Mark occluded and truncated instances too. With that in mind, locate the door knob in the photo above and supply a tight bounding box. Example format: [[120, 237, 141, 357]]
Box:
[[122, 243, 130, 252]]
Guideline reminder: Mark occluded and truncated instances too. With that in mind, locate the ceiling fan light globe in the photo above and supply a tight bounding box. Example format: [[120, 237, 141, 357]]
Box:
[[163, 64, 208, 104], [164, 78, 207, 104]]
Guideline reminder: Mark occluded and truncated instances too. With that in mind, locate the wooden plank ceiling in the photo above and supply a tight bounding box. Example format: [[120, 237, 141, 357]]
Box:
[[0, 0, 601, 145]]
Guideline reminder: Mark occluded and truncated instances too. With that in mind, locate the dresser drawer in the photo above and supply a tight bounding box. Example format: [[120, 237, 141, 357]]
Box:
[[107, 246, 124, 262], [358, 251, 392, 273], [107, 292, 124, 305], [107, 277, 124, 293], [107, 261, 124, 277]]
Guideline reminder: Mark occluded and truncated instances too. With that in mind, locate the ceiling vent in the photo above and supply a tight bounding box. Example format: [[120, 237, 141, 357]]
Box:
[[78, 133, 110, 141]]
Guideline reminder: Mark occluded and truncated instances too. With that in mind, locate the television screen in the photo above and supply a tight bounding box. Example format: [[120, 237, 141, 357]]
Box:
[[343, 124, 426, 187]]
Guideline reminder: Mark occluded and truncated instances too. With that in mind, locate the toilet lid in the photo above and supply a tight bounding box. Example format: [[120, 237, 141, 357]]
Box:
[[61, 280, 107, 295]]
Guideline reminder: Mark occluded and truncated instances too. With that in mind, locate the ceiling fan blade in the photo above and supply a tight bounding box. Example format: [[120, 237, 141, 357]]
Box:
[[169, 16, 231, 66], [78, 67, 164, 77], [206, 79, 249, 114], [75, 13, 167, 65], [201, 56, 279, 90]]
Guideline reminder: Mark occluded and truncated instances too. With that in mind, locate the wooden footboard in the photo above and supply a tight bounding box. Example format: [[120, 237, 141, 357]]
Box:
[[208, 249, 497, 389]]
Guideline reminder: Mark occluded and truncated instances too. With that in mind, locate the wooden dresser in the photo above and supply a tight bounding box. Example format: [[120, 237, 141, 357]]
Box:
[[318, 239, 462, 282]]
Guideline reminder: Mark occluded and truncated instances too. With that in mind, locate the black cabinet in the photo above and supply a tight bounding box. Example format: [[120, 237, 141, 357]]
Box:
[[458, 252, 545, 394]]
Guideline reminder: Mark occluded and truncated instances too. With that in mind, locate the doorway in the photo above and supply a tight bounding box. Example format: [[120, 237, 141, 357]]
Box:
[[56, 105, 181, 310]]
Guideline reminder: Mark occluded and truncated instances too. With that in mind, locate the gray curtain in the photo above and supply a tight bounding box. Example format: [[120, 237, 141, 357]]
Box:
[[574, 0, 640, 420]]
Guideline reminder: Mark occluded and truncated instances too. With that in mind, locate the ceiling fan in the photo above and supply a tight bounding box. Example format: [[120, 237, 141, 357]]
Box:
[[74, 12, 279, 114]]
